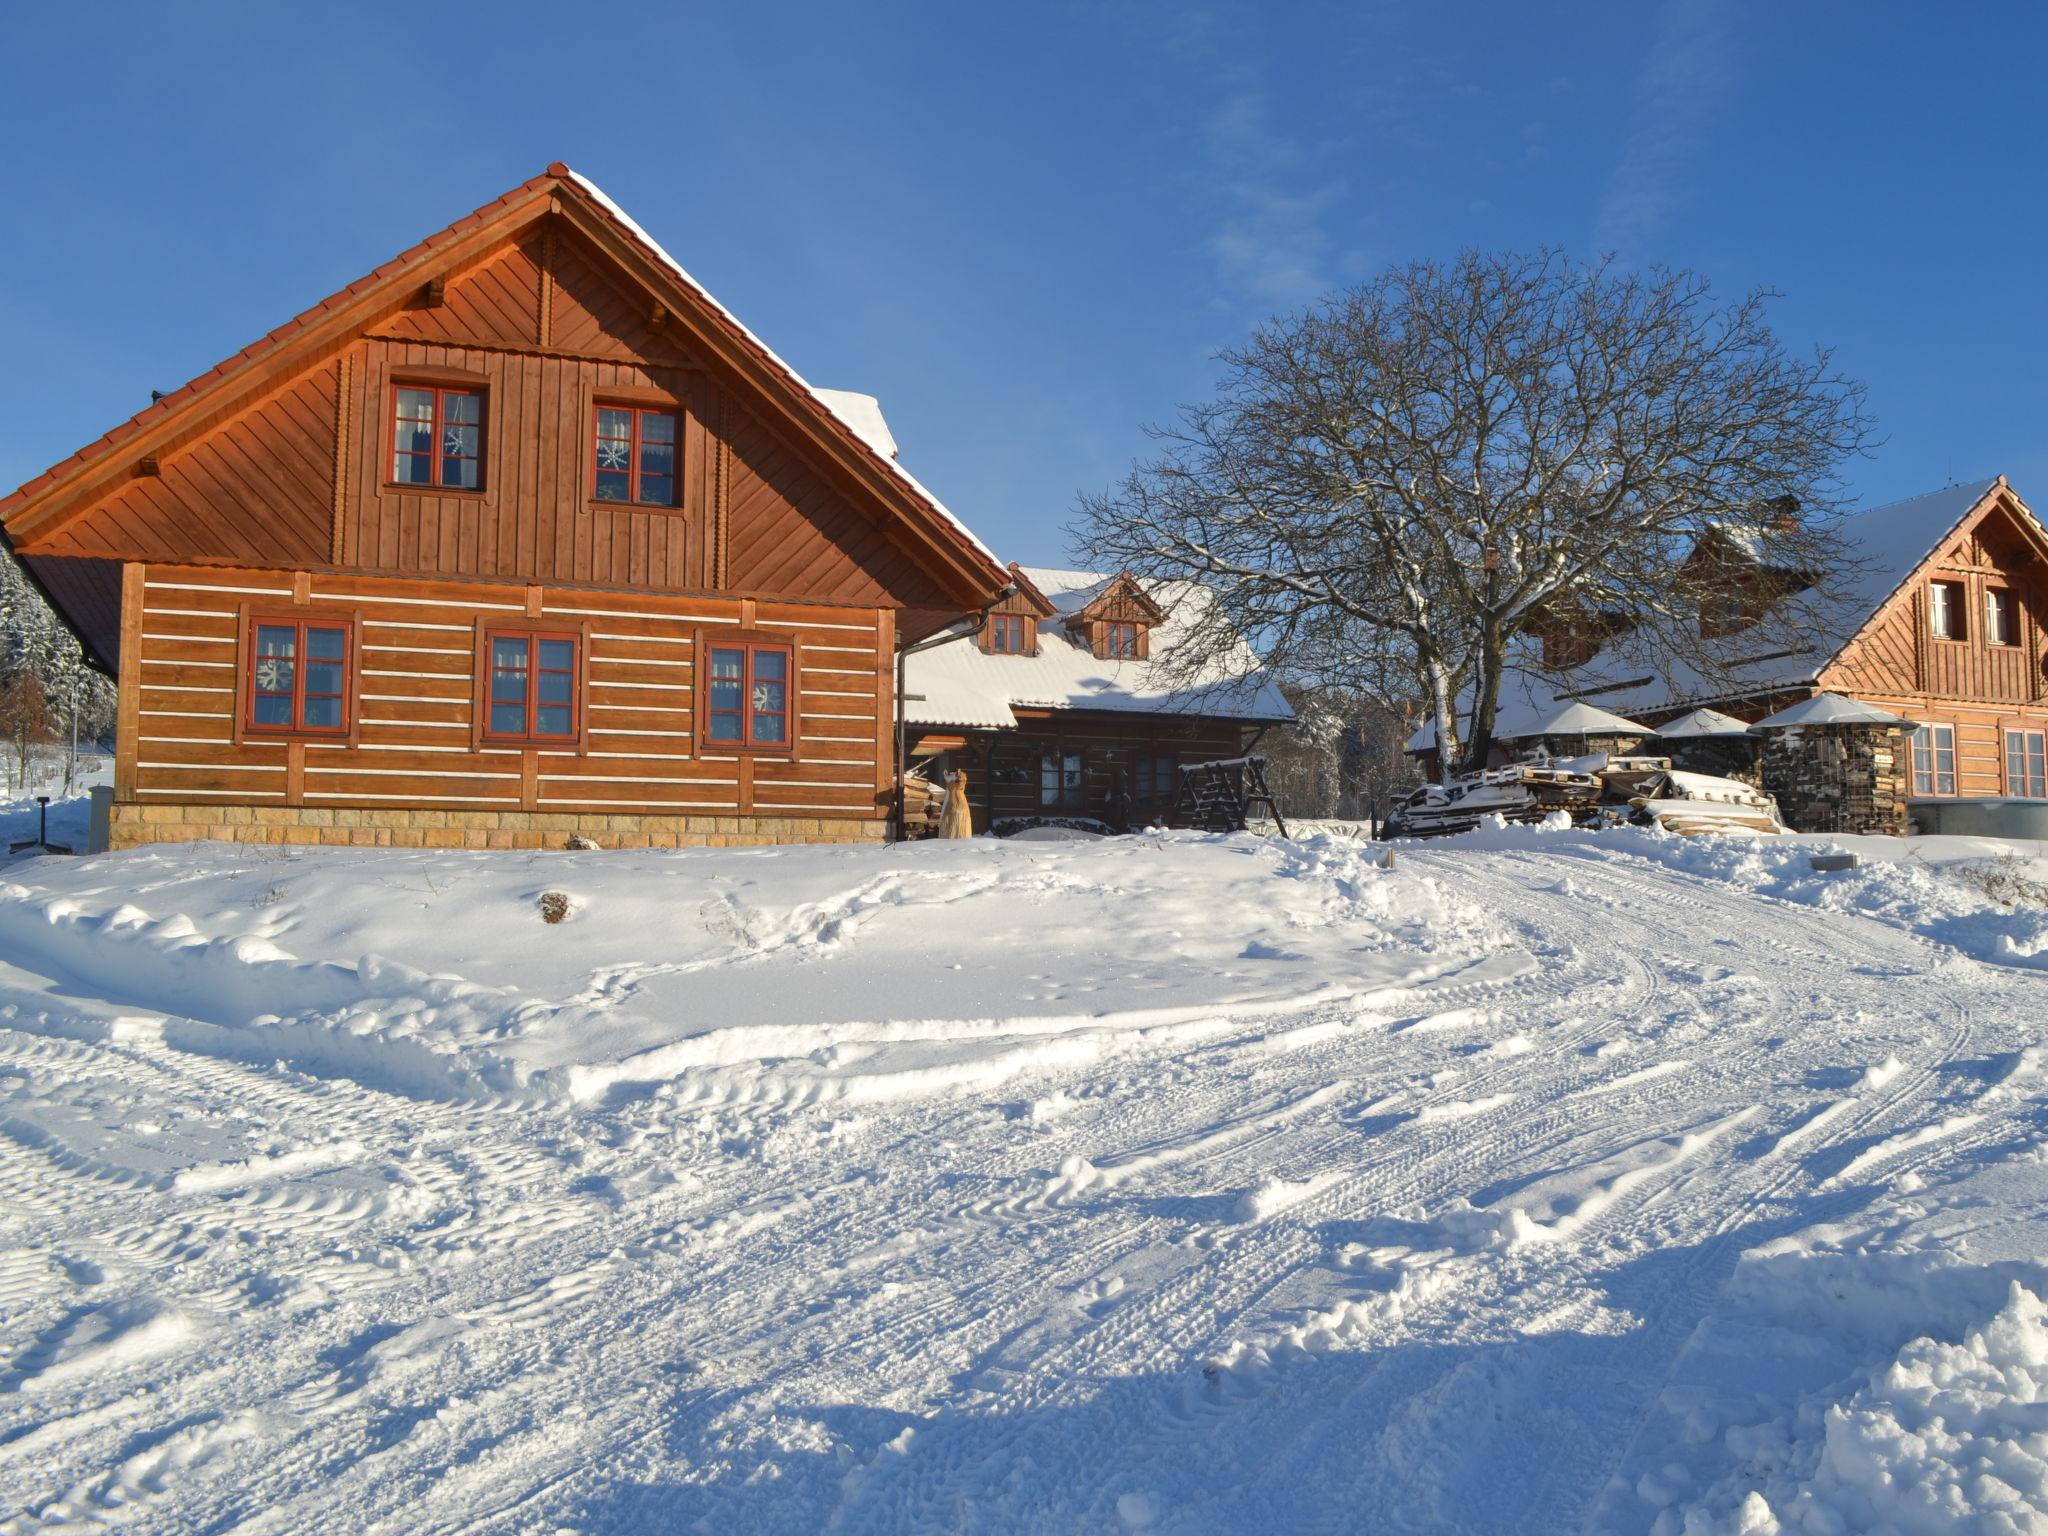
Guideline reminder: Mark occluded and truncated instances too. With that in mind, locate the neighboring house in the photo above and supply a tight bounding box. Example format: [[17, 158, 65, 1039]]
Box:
[[1406, 475, 2048, 828], [904, 564, 1294, 831], [0, 165, 1010, 850]]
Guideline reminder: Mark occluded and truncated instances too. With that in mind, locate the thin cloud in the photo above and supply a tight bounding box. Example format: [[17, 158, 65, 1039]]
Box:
[[1204, 89, 1346, 311], [1592, 0, 1734, 258]]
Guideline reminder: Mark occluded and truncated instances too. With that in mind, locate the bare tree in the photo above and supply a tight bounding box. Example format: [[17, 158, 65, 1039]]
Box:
[[1074, 251, 1876, 777], [0, 669, 52, 793]]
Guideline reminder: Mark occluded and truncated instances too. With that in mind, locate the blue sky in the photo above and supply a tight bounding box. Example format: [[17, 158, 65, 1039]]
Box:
[[3, 3, 2044, 566]]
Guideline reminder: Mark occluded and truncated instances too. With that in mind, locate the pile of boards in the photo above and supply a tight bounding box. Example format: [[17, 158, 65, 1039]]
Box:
[[1382, 757, 1785, 840]]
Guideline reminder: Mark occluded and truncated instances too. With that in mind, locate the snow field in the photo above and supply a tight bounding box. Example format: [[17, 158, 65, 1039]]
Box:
[[0, 825, 2043, 1531]]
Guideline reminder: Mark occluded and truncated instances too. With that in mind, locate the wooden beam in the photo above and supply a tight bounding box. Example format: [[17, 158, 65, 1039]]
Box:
[[137, 456, 161, 477], [329, 352, 352, 565], [115, 562, 143, 801], [424, 277, 447, 307]]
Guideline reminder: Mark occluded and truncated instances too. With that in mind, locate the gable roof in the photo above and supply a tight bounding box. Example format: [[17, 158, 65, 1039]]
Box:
[[1, 165, 1006, 605], [905, 566, 1295, 730], [1064, 569, 1166, 627], [1407, 475, 2046, 752]]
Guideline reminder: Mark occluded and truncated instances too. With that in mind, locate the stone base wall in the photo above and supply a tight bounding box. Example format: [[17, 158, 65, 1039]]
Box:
[[1761, 725, 1908, 836], [106, 803, 888, 852]]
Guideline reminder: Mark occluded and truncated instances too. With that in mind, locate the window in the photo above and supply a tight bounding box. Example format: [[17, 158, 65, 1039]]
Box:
[[245, 619, 351, 735], [391, 385, 482, 490], [1103, 622, 1138, 659], [988, 615, 1029, 655], [483, 632, 579, 742], [705, 642, 792, 749], [1132, 754, 1177, 803], [1911, 723, 1956, 796], [1987, 588, 2017, 647], [1699, 590, 1746, 639], [593, 404, 678, 506], [2007, 729, 2048, 798], [1929, 581, 1965, 641], [1041, 750, 1084, 809]]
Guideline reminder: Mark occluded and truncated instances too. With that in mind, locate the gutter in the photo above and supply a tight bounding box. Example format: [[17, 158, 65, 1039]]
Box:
[[890, 583, 1019, 842]]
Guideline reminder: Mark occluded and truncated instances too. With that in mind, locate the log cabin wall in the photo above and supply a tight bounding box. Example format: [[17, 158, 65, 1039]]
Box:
[[1823, 499, 2048, 799], [5, 173, 1012, 853], [113, 560, 895, 849], [972, 711, 1251, 831]]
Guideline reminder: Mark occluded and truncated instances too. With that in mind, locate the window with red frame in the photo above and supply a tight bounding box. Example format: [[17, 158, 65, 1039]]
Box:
[[705, 643, 791, 748], [593, 404, 678, 505], [484, 633, 579, 742], [988, 615, 1028, 654], [391, 385, 482, 490], [246, 620, 350, 735], [1102, 621, 1138, 659]]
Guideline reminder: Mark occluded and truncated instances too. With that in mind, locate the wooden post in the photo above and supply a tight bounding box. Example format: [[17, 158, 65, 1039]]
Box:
[[114, 563, 144, 802]]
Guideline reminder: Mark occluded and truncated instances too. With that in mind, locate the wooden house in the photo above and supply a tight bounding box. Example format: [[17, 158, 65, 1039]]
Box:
[[904, 565, 1294, 832], [0, 166, 1012, 850], [1407, 476, 2048, 831]]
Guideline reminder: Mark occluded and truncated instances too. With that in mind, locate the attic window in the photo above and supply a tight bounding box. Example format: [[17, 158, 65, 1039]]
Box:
[[593, 404, 678, 506], [391, 385, 482, 490], [987, 615, 1031, 655], [1930, 581, 1966, 641], [1102, 622, 1139, 660], [1986, 587, 2016, 647]]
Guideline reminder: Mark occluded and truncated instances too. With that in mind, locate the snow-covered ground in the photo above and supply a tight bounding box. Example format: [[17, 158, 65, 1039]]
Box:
[[2, 816, 2046, 1532]]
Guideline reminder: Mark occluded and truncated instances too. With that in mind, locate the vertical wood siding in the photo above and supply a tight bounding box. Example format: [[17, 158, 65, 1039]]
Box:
[[28, 218, 969, 626], [1824, 500, 2048, 797]]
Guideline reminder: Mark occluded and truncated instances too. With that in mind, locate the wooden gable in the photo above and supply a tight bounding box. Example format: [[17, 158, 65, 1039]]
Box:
[[2, 165, 1006, 666], [1823, 479, 2048, 705], [977, 563, 1056, 654], [1065, 570, 1165, 659]]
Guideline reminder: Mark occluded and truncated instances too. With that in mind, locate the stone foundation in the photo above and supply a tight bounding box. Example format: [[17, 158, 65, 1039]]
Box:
[[106, 803, 888, 852], [1761, 724, 1908, 835]]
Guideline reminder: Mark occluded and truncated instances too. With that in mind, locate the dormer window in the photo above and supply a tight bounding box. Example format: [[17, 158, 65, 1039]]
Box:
[[1103, 622, 1138, 659], [988, 615, 1030, 655]]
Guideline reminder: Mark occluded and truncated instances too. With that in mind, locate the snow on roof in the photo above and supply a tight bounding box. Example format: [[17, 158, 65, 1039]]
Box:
[[565, 170, 1001, 569], [1498, 700, 1653, 740], [1654, 707, 1757, 739], [1827, 477, 2003, 622], [905, 566, 1295, 730], [1406, 479, 2033, 754], [1752, 692, 1911, 730], [813, 390, 898, 460]]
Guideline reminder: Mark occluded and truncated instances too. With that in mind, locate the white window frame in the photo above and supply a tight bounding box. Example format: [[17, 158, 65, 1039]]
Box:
[[2005, 728, 2047, 798], [1929, 581, 1963, 640], [1986, 587, 2016, 647], [1911, 723, 1956, 796]]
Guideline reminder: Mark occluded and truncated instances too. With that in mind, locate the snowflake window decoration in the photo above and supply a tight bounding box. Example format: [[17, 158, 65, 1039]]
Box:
[[256, 658, 290, 691], [597, 439, 630, 472], [444, 427, 470, 456], [751, 684, 780, 711]]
